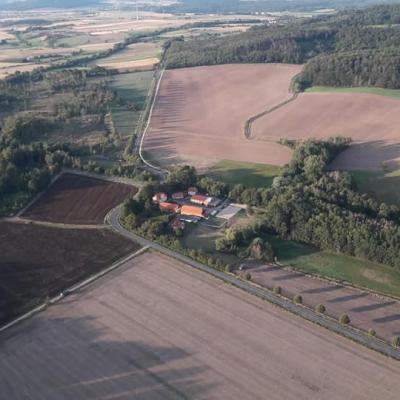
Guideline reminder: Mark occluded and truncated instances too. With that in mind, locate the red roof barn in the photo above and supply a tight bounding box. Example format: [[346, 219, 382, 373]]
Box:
[[159, 202, 180, 213]]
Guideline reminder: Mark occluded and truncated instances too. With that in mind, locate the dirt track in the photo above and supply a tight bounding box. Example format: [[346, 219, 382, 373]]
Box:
[[144, 64, 301, 169], [252, 92, 400, 170], [1, 251, 400, 400], [22, 173, 137, 225]]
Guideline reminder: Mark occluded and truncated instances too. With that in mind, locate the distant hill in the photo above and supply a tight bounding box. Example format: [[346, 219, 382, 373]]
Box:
[[0, 0, 101, 10], [165, 4, 400, 89], [163, 0, 400, 13]]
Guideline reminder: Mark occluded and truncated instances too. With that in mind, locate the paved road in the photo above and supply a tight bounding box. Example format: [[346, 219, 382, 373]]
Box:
[[109, 207, 400, 361]]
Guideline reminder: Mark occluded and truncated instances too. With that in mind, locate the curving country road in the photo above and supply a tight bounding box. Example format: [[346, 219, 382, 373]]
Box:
[[108, 206, 400, 361]]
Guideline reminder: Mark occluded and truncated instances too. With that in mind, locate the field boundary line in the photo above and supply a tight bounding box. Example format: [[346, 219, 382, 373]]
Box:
[[109, 207, 400, 361], [138, 67, 167, 174], [244, 92, 299, 139], [0, 246, 149, 336]]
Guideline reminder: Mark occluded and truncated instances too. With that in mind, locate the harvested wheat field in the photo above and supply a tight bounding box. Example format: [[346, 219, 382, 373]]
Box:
[[0, 221, 139, 326], [252, 92, 400, 170], [22, 173, 137, 225], [144, 64, 302, 169], [1, 251, 399, 400]]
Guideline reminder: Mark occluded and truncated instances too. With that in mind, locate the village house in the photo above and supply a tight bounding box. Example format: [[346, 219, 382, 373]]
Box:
[[188, 187, 198, 196], [172, 192, 185, 200], [159, 202, 180, 213]]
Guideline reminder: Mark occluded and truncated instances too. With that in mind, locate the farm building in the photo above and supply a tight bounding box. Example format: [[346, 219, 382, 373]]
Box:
[[172, 192, 185, 200], [190, 195, 210, 205], [152, 192, 167, 204], [181, 205, 205, 218], [188, 187, 198, 196], [178, 215, 201, 223], [205, 197, 222, 207], [159, 202, 180, 213]]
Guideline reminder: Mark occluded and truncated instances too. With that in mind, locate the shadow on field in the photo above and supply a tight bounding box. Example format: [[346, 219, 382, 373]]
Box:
[[0, 315, 216, 399], [330, 141, 400, 171]]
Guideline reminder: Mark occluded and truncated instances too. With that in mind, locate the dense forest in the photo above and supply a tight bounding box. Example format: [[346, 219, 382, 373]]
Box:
[[165, 4, 400, 89], [223, 138, 400, 269]]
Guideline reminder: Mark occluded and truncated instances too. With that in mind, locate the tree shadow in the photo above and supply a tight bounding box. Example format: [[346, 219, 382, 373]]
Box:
[[0, 314, 217, 399]]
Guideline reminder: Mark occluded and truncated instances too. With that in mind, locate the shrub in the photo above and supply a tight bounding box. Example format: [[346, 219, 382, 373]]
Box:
[[293, 295, 303, 304], [391, 335, 400, 348], [315, 304, 326, 314], [273, 286, 282, 295], [340, 314, 350, 325], [368, 328, 376, 337], [245, 272, 252, 281], [225, 264, 233, 273]]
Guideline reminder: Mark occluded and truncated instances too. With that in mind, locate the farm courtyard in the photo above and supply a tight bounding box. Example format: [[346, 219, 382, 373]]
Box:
[[1, 251, 399, 400]]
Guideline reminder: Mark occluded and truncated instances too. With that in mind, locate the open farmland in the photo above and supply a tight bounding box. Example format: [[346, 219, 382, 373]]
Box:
[[22, 173, 137, 225], [1, 251, 400, 399], [144, 64, 301, 169], [0, 221, 139, 326], [252, 92, 400, 170]]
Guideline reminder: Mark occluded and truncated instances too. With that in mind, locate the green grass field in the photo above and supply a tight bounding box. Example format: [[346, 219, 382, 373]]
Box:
[[267, 235, 400, 298], [351, 169, 400, 205], [207, 160, 281, 188], [108, 71, 154, 137], [306, 86, 400, 99]]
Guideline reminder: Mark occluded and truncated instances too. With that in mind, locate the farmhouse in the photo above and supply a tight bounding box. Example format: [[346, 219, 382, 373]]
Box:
[[180, 205, 205, 218], [190, 194, 209, 205], [172, 192, 185, 200], [159, 202, 180, 213], [152, 192, 167, 204], [188, 187, 198, 196]]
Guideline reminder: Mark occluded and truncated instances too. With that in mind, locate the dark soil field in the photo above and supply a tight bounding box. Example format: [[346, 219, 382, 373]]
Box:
[[22, 173, 137, 225], [0, 221, 139, 325], [1, 251, 399, 399]]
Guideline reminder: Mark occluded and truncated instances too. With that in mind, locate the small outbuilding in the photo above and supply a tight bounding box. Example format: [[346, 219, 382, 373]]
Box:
[[188, 187, 198, 196], [152, 192, 168, 204], [172, 192, 185, 200]]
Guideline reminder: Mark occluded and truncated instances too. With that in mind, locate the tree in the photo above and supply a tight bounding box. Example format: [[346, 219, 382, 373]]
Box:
[[391, 335, 400, 348], [340, 314, 351, 324], [293, 294, 303, 304], [315, 304, 326, 314]]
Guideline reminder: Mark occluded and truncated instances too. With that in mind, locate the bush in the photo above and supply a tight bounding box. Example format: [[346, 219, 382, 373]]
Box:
[[245, 272, 252, 281], [273, 286, 282, 295], [315, 304, 326, 314], [368, 328, 376, 337], [391, 335, 400, 348], [340, 314, 351, 325], [293, 295, 303, 304], [225, 264, 233, 273]]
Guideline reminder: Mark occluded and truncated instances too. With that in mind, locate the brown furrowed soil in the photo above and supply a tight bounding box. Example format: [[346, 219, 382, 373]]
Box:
[[240, 264, 400, 342], [252, 92, 400, 170], [22, 173, 137, 225], [144, 64, 301, 169], [1, 251, 400, 400], [0, 221, 139, 326]]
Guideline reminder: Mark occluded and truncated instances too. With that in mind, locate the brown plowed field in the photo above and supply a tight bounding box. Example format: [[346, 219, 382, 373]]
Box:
[[22, 173, 137, 225], [0, 221, 139, 326], [240, 264, 400, 342], [252, 92, 400, 170], [144, 64, 301, 169], [1, 251, 400, 399]]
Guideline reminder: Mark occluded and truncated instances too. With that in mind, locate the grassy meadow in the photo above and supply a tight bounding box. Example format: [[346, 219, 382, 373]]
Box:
[[268, 235, 400, 298], [306, 86, 400, 99], [207, 160, 281, 188]]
